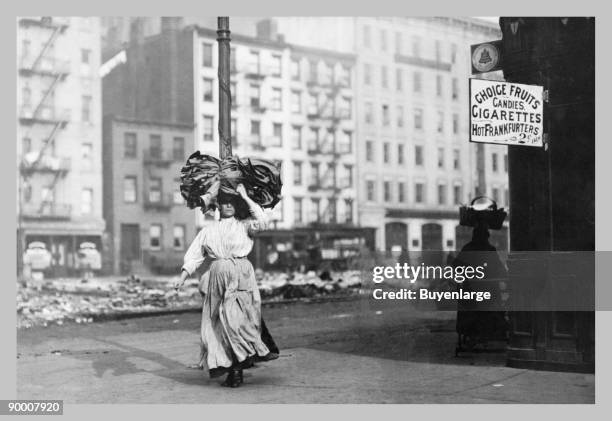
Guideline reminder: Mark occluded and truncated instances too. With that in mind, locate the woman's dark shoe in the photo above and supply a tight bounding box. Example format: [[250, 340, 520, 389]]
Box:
[[221, 368, 243, 388]]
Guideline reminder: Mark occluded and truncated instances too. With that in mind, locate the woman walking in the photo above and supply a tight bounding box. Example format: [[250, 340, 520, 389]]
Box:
[[175, 182, 279, 388]]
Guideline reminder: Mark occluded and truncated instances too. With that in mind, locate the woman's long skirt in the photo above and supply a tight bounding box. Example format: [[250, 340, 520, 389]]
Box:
[[198, 258, 278, 377]]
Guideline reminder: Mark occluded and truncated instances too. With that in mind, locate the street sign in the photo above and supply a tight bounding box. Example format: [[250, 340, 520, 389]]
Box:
[[469, 79, 544, 147], [471, 40, 503, 74]]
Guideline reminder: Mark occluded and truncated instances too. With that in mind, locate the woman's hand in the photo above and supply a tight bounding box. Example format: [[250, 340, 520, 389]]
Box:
[[236, 183, 248, 199], [174, 270, 189, 291]]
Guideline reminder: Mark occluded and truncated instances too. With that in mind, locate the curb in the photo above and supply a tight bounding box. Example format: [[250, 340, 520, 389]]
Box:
[[83, 292, 364, 323]]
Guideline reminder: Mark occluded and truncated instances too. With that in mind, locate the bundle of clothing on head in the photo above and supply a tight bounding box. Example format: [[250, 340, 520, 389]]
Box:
[[180, 151, 283, 211]]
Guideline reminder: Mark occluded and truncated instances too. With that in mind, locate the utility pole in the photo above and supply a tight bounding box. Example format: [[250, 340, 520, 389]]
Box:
[[217, 17, 232, 159]]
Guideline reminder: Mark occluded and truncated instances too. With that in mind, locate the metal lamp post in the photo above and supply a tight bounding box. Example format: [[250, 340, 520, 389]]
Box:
[[217, 17, 232, 160]]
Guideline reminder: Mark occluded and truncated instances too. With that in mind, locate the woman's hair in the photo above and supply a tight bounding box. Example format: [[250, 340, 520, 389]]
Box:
[[217, 192, 251, 220]]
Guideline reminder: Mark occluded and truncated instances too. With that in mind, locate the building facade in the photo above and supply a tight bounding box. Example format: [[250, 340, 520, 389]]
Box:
[[102, 116, 196, 275], [17, 17, 105, 277], [274, 17, 509, 253]]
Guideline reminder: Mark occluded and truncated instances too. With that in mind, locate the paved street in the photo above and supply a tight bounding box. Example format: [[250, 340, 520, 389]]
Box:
[[17, 298, 594, 403]]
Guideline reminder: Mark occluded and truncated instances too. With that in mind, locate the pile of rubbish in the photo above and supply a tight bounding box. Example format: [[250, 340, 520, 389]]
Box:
[[17, 270, 363, 329]]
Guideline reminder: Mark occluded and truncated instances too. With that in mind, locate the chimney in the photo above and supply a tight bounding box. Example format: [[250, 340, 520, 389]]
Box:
[[129, 17, 145, 45], [256, 19, 278, 40], [161, 16, 183, 33]]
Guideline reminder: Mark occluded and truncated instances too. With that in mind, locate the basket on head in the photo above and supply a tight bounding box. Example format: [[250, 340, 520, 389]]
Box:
[[459, 196, 507, 230]]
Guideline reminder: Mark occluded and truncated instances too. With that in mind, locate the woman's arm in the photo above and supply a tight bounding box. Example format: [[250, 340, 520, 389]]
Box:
[[236, 183, 269, 234], [199, 179, 220, 213], [176, 229, 206, 290]]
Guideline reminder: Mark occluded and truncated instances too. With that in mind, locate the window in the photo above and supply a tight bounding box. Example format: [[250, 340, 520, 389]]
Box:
[[365, 102, 373, 124], [81, 188, 93, 214], [396, 68, 403, 91], [413, 72, 422, 93], [415, 182, 424, 203], [451, 43, 457, 64], [149, 134, 162, 159], [435, 40, 442, 62], [291, 58, 300, 80], [173, 178, 183, 204], [310, 198, 320, 223], [291, 90, 301, 113], [294, 198, 303, 224], [251, 120, 261, 145], [124, 132, 137, 158], [384, 181, 391, 202], [364, 63, 372, 85], [436, 75, 443, 97], [22, 137, 31, 154], [414, 108, 423, 129], [437, 111, 444, 133], [149, 178, 162, 203], [21, 39, 31, 59], [397, 105, 404, 127], [203, 78, 213, 102], [340, 97, 351, 119], [339, 65, 351, 87], [22, 85, 31, 107], [172, 137, 184, 161], [504, 154, 508, 172], [270, 54, 282, 77], [382, 104, 390, 126], [309, 60, 318, 83], [438, 147, 445, 168], [310, 162, 320, 186], [453, 114, 459, 134], [123, 176, 137, 203], [323, 63, 334, 85], [248, 50, 260, 73], [327, 198, 337, 223], [291, 125, 302, 149], [271, 87, 282, 110], [342, 164, 353, 188], [173, 225, 185, 250], [271, 123, 283, 146], [325, 163, 336, 188], [398, 144, 404, 165], [452, 78, 459, 100], [307, 92, 318, 114], [366, 180, 376, 201], [381, 66, 388, 88], [249, 84, 261, 108], [344, 199, 353, 223], [412, 36, 421, 57], [383, 142, 390, 163], [398, 182, 406, 203], [202, 43, 213, 67], [81, 95, 92, 122], [363, 25, 371, 48], [230, 81, 237, 104], [338, 131, 352, 153], [380, 29, 387, 51], [415, 145, 424, 166], [293, 161, 303, 186], [492, 153, 499, 172], [453, 149, 460, 170], [453, 185, 462, 205], [203, 116, 214, 141], [82, 143, 93, 169], [395, 32, 402, 54], [438, 184, 447, 205], [366, 140, 374, 162], [492, 187, 500, 203], [23, 181, 32, 203], [149, 224, 162, 250], [308, 127, 319, 151]]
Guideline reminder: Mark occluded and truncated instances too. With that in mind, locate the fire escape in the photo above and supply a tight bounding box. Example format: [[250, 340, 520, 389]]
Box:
[[306, 68, 352, 226], [19, 17, 71, 219]]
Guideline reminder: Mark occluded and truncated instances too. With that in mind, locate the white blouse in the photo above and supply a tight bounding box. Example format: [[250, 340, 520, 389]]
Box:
[[182, 205, 268, 276]]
